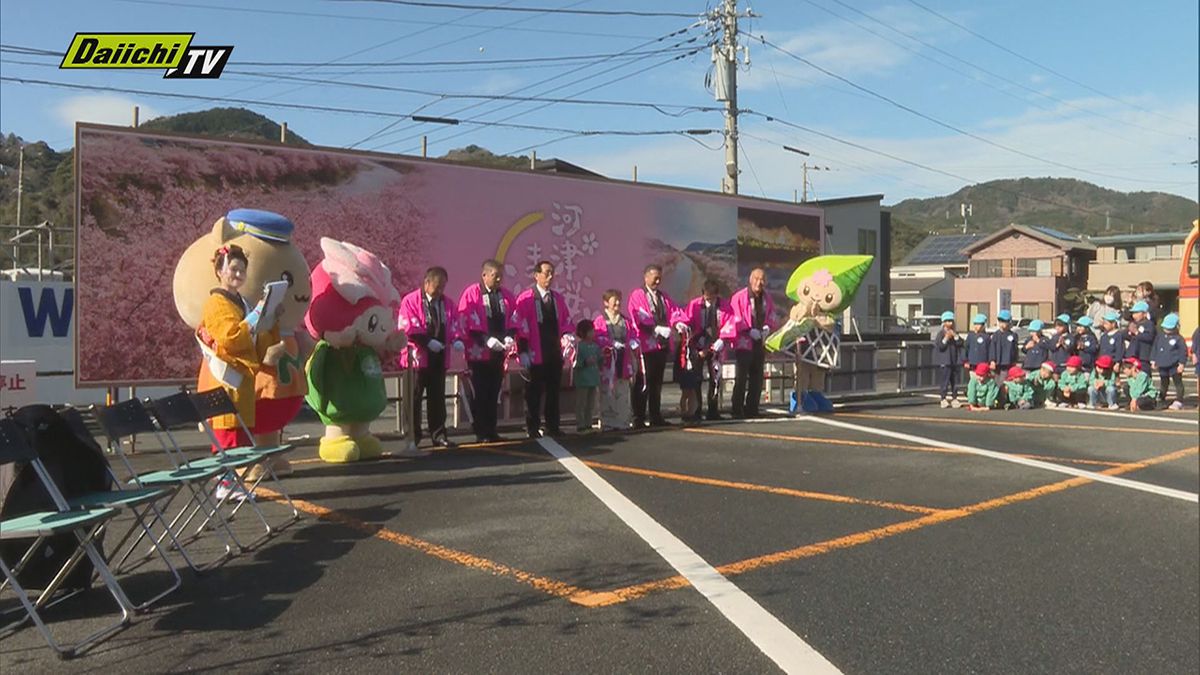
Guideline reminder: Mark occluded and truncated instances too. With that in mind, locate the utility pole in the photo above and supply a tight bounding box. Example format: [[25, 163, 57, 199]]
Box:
[[960, 202, 972, 234], [716, 0, 740, 195], [15, 144, 23, 231]]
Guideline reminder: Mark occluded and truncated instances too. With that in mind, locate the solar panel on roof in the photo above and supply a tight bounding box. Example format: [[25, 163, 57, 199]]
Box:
[[1029, 225, 1079, 241]]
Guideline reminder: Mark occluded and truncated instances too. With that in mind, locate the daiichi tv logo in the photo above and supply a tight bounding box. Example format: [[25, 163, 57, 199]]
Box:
[[59, 32, 232, 79]]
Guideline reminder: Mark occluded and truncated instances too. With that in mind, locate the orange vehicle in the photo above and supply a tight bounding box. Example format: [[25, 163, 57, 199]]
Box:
[[1180, 219, 1198, 348]]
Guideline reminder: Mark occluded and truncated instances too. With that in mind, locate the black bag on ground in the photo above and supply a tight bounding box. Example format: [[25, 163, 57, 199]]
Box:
[[0, 405, 114, 591]]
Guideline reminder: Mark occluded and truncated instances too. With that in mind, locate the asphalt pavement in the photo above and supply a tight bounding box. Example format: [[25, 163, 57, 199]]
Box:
[[2, 396, 1196, 673]]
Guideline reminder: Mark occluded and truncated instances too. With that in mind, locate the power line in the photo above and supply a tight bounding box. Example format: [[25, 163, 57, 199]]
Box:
[[795, 0, 1189, 142], [0, 75, 717, 140], [756, 36, 1184, 186], [328, 0, 699, 18], [231, 47, 699, 67], [112, 0, 661, 40], [905, 0, 1198, 131], [741, 109, 1185, 228], [363, 24, 708, 149]]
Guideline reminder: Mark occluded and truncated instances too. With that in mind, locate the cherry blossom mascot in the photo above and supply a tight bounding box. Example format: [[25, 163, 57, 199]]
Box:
[[764, 255, 873, 414], [304, 237, 406, 463]]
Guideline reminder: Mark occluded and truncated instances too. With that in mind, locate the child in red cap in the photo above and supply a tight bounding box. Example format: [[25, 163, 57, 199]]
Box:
[[1089, 354, 1118, 409], [966, 361, 999, 411], [1121, 357, 1159, 411], [1055, 355, 1088, 407], [1003, 365, 1033, 410]]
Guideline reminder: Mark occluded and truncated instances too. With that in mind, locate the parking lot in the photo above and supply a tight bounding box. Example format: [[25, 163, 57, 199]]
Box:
[[2, 398, 1197, 673]]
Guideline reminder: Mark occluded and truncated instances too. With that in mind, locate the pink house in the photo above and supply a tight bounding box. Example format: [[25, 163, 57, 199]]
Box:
[[953, 224, 1095, 322]]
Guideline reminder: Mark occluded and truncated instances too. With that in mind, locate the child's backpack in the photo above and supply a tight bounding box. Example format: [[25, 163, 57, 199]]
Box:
[[0, 405, 113, 591]]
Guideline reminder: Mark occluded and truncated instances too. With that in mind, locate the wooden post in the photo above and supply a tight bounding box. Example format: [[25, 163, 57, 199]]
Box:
[[132, 105, 139, 127], [280, 121, 287, 143], [530, 150, 537, 170]]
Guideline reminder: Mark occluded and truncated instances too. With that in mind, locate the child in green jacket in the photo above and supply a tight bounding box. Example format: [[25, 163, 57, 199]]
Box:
[[966, 362, 999, 411], [1089, 355, 1119, 410], [1121, 358, 1159, 411], [1055, 355, 1089, 408], [1003, 365, 1033, 410], [1031, 361, 1057, 408]]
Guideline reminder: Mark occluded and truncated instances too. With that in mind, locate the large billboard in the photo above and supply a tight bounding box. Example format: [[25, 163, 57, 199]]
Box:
[[74, 124, 822, 385]]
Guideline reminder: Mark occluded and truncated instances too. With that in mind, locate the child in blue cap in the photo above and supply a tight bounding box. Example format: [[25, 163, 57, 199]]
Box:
[[933, 310, 963, 408], [1098, 310, 1125, 364], [1048, 313, 1075, 367], [965, 313, 992, 381], [1125, 301, 1155, 373], [1073, 316, 1099, 369], [1151, 313, 1187, 410], [1021, 319, 1050, 369], [989, 309, 1018, 384]]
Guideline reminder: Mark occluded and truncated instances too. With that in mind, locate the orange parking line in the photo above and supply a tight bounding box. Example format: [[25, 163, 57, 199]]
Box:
[[835, 412, 1196, 436], [686, 427, 1126, 467], [256, 487, 614, 607], [588, 446, 1198, 607]]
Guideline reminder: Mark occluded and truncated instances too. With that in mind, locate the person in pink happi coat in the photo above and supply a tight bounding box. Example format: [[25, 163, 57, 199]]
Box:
[[682, 279, 736, 420], [398, 266, 463, 448], [512, 260, 575, 438], [593, 289, 637, 431], [456, 259, 517, 443], [729, 268, 776, 418], [627, 264, 686, 428]]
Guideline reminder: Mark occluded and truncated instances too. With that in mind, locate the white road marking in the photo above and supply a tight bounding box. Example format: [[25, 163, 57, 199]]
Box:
[[802, 416, 1198, 503], [1048, 404, 1199, 426], [538, 437, 842, 675]]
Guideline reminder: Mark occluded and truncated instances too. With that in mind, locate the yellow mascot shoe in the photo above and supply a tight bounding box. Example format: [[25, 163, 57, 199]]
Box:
[[354, 434, 384, 460], [319, 436, 360, 463]]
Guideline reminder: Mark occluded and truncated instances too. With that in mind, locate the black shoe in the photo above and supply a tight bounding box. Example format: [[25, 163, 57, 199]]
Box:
[[649, 418, 673, 427], [545, 428, 565, 438], [474, 435, 488, 443], [526, 429, 542, 440], [705, 413, 723, 421], [433, 437, 456, 449], [632, 418, 647, 429], [486, 433, 504, 443]]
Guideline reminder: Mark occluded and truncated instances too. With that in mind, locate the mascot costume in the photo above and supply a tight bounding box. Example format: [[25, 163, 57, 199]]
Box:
[[765, 255, 873, 414], [174, 209, 311, 467], [304, 237, 406, 463]]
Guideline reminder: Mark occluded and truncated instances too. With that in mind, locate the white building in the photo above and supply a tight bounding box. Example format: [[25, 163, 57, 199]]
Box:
[[808, 195, 891, 333]]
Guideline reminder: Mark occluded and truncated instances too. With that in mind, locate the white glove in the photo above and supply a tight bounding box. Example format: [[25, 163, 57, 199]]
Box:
[[503, 335, 515, 349], [519, 353, 532, 369], [712, 338, 724, 352], [654, 325, 672, 339], [749, 328, 762, 341], [674, 322, 688, 333], [563, 333, 577, 344], [629, 338, 640, 351], [612, 341, 625, 351], [761, 324, 770, 333], [428, 339, 444, 353], [486, 337, 505, 351], [452, 340, 464, 352]]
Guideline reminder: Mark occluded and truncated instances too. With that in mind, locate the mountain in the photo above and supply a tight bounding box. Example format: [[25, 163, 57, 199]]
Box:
[[887, 177, 1198, 264], [139, 107, 310, 145]]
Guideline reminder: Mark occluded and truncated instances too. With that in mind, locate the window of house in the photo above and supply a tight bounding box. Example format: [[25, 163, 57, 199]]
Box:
[[1154, 244, 1174, 260], [1014, 258, 1052, 277], [967, 302, 990, 319], [969, 259, 1002, 277], [1115, 247, 1132, 263], [1134, 246, 1154, 262], [867, 285, 878, 317], [857, 229, 877, 256], [1012, 303, 1040, 321]]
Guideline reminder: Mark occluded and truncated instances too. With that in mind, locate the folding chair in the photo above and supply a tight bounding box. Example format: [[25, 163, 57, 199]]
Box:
[[0, 418, 134, 658], [185, 389, 300, 529], [143, 392, 291, 548], [89, 400, 241, 569], [54, 407, 184, 609]]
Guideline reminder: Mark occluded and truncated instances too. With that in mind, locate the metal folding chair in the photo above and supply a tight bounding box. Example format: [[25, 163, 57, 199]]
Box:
[[143, 393, 291, 548], [0, 417, 134, 658], [185, 389, 300, 530], [89, 400, 241, 570], [54, 406, 184, 608]]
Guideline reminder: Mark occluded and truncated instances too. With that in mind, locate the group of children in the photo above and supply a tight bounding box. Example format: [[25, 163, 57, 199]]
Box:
[[934, 303, 1197, 413]]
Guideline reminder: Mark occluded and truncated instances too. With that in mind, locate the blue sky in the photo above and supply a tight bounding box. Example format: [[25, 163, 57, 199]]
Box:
[[1, 0, 1197, 205]]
